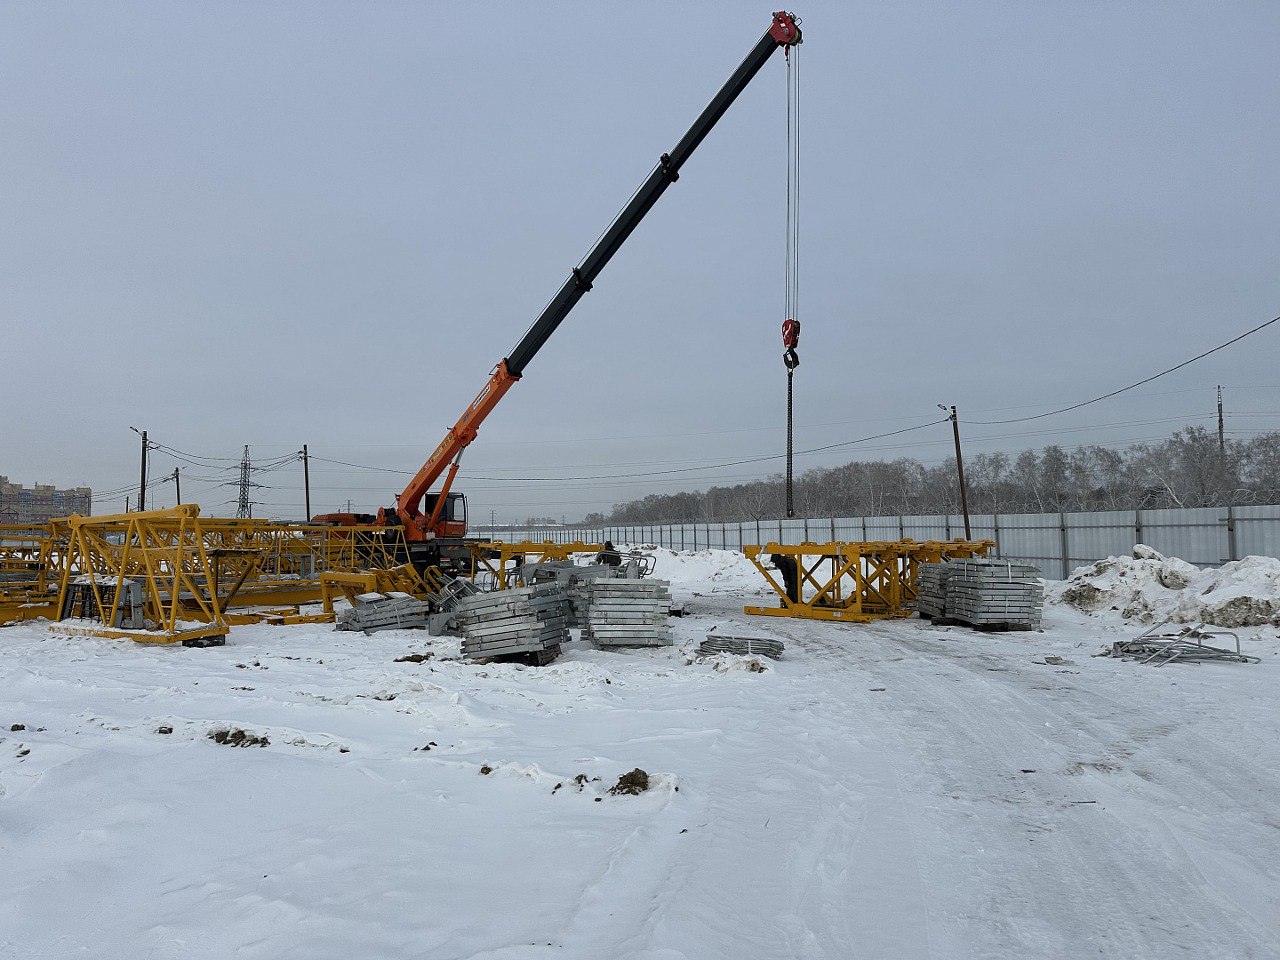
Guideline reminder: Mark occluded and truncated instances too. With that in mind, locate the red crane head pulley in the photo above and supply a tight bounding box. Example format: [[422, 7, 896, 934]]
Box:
[[770, 11, 803, 46], [782, 318, 800, 369]]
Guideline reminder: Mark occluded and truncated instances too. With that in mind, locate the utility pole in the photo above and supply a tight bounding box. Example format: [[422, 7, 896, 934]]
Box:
[[302, 443, 311, 521], [1217, 385, 1229, 505], [173, 467, 181, 505], [130, 427, 148, 511], [940, 404, 972, 540], [490, 508, 496, 535], [125, 495, 130, 514], [236, 446, 252, 519]]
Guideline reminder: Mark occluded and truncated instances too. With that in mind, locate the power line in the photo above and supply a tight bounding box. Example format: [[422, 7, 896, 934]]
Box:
[[966, 314, 1280, 426]]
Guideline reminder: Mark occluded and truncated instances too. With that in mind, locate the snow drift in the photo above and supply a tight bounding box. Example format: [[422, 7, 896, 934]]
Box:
[[1055, 545, 1280, 626]]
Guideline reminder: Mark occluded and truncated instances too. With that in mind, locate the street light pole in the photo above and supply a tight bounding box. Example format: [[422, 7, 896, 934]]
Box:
[[940, 405, 971, 540]]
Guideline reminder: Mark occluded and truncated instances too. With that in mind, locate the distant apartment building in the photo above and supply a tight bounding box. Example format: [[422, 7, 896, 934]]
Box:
[[0, 477, 92, 523]]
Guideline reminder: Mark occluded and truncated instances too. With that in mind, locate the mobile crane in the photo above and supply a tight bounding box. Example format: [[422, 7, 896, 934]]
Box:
[[316, 12, 802, 567]]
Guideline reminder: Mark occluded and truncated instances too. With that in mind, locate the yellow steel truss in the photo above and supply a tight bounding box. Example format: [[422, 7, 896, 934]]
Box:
[[0, 521, 72, 623], [744, 539, 995, 623], [0, 514, 416, 624], [50, 506, 230, 644]]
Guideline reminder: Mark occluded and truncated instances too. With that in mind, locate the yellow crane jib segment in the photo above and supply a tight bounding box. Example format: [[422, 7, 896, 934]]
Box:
[[744, 539, 995, 623]]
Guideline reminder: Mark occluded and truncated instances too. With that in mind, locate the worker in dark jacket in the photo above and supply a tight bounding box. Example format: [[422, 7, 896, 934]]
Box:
[[597, 540, 622, 566]]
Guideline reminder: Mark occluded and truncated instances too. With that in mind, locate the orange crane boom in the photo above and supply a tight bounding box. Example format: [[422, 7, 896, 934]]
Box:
[[348, 12, 803, 549]]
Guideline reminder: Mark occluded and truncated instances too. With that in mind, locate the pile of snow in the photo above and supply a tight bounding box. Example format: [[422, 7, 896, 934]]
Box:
[[1175, 556, 1280, 627], [628, 546, 766, 597], [1055, 544, 1280, 626]]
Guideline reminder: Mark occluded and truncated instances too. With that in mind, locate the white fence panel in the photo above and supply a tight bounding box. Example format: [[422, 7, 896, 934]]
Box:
[[865, 515, 901, 541], [1236, 505, 1280, 558], [563, 504, 1279, 577], [1066, 511, 1139, 572], [995, 513, 1062, 577], [902, 514, 949, 541], [1140, 507, 1224, 566]]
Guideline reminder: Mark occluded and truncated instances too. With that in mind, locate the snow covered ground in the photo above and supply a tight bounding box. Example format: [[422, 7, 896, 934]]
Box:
[[2, 548, 1278, 959]]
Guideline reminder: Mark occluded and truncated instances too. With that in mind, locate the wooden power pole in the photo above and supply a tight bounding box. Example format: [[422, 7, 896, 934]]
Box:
[[302, 444, 311, 521], [942, 405, 972, 540]]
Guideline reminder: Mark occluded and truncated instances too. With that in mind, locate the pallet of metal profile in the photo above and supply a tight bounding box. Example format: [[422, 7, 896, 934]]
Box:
[[529, 563, 603, 628], [743, 540, 993, 624], [454, 583, 569, 662], [336, 591, 430, 633], [584, 579, 673, 648], [698, 628, 785, 660], [48, 506, 231, 646], [945, 560, 1044, 630], [915, 562, 950, 619], [564, 564, 625, 627]]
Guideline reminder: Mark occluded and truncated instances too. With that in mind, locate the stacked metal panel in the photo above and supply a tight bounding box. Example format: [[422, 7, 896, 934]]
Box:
[[530, 562, 622, 628], [336, 591, 430, 633], [698, 631, 784, 659], [583, 579, 673, 648], [915, 563, 950, 619], [944, 559, 1043, 629], [454, 582, 570, 660]]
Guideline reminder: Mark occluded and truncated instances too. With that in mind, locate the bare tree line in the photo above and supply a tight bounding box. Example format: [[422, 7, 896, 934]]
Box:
[[584, 427, 1280, 524]]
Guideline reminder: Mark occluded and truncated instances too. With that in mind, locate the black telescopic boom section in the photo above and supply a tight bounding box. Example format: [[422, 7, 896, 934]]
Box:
[[504, 18, 799, 378]]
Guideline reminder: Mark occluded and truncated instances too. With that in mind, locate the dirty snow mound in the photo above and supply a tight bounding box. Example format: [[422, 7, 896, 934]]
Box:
[[1055, 545, 1280, 626], [1175, 556, 1280, 627]]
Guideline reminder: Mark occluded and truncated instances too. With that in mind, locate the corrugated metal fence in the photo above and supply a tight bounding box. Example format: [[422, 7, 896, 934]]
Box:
[[480, 504, 1280, 579]]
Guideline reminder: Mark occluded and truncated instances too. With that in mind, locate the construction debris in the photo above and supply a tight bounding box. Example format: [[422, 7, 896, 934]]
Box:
[[1100, 620, 1260, 666], [698, 628, 785, 660], [454, 582, 569, 663], [920, 558, 1044, 630], [583, 579, 673, 649], [335, 592, 429, 633], [423, 574, 481, 636]]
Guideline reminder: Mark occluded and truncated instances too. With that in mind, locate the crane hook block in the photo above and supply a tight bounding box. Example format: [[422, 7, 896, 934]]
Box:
[[782, 318, 800, 348], [782, 317, 800, 369]]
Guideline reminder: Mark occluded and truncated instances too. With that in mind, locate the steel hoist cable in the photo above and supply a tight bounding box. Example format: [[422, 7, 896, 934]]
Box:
[[782, 41, 801, 517]]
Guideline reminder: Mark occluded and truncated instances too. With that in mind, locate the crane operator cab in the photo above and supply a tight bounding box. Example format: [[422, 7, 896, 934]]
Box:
[[421, 491, 468, 539]]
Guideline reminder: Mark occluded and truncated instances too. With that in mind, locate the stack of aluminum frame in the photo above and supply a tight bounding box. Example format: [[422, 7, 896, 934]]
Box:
[[583, 579, 673, 648], [945, 559, 1043, 629], [915, 562, 949, 619], [336, 591, 430, 633], [698, 629, 784, 659], [530, 562, 622, 628], [454, 582, 569, 660]]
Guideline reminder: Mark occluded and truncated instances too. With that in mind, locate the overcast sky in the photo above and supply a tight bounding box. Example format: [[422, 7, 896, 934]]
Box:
[[3, 2, 1278, 523]]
